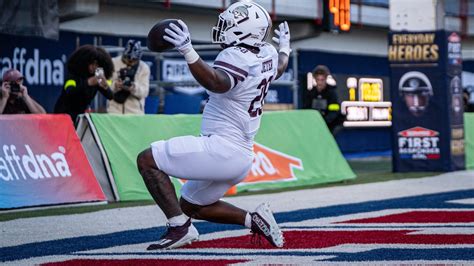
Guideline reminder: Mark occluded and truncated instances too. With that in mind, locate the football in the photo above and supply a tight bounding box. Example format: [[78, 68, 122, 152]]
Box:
[[147, 19, 182, 52]]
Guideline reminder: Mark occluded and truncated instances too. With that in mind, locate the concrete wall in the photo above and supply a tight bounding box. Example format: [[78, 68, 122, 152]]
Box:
[[59, 3, 474, 59], [60, 5, 217, 42], [292, 28, 389, 56]]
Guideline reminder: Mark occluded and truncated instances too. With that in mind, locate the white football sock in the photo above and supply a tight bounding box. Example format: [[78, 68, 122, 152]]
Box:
[[168, 214, 189, 227], [244, 212, 252, 228]]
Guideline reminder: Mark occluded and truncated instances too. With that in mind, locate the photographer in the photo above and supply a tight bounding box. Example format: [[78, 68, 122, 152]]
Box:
[[0, 69, 46, 114], [54, 45, 114, 124], [107, 40, 150, 114]]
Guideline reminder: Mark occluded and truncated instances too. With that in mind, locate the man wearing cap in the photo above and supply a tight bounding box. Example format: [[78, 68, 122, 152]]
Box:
[[0, 69, 46, 114], [107, 40, 150, 114]]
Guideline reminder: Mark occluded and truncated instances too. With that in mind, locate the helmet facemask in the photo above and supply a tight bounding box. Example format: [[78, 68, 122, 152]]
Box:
[[212, 14, 234, 44], [403, 91, 431, 116]]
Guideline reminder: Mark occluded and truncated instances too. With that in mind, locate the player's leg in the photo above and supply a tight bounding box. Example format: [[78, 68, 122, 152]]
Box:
[[174, 135, 284, 247], [136, 148, 198, 250], [180, 196, 247, 225], [137, 134, 246, 250], [179, 177, 284, 248], [175, 138, 252, 226], [136, 148, 181, 219], [143, 135, 283, 248], [180, 196, 284, 248]]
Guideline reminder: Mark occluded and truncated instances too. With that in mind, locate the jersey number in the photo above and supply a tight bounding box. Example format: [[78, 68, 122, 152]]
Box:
[[248, 76, 273, 117]]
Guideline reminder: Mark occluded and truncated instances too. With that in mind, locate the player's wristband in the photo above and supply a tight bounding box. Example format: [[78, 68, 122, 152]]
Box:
[[279, 47, 292, 57], [183, 48, 200, 64]]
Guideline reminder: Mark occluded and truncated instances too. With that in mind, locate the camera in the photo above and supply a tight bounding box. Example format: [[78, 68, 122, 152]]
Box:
[[95, 67, 104, 78], [119, 67, 136, 87], [95, 67, 104, 83], [9, 81, 20, 93]]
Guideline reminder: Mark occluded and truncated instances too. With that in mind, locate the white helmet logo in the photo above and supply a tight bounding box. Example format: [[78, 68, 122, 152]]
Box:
[[232, 5, 249, 20]]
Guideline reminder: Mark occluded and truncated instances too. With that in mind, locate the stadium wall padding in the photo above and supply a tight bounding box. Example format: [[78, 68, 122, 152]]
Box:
[[0, 114, 106, 209], [88, 110, 355, 201], [465, 113, 474, 170]]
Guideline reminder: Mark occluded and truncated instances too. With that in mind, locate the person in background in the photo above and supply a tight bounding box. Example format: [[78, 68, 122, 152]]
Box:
[[303, 65, 343, 134], [108, 40, 150, 114], [0, 69, 46, 114], [54, 45, 114, 124]]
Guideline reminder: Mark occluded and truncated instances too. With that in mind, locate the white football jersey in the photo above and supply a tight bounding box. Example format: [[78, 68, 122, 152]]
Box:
[[201, 44, 278, 152]]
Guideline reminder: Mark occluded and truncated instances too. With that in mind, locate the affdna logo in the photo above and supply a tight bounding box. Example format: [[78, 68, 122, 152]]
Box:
[[0, 145, 71, 181], [0, 47, 66, 86]]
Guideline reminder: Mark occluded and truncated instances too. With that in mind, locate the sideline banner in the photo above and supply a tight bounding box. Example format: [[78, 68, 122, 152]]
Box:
[[465, 113, 474, 169], [89, 110, 355, 201], [389, 30, 465, 172], [0, 115, 106, 209]]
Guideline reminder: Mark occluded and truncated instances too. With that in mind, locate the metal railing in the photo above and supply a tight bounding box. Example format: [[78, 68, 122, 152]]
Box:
[[100, 44, 300, 114]]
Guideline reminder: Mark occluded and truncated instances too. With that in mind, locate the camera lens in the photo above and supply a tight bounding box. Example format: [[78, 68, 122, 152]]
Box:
[[10, 82, 20, 93]]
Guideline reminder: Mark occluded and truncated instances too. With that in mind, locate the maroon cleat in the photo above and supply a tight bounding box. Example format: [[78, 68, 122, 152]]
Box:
[[147, 219, 199, 250], [250, 203, 284, 248]]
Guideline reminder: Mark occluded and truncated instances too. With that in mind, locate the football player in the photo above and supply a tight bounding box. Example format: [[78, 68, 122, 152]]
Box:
[[137, 1, 291, 249]]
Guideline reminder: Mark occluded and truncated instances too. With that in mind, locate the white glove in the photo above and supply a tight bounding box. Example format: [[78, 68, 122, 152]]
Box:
[[163, 20, 200, 64], [272, 21, 291, 56]]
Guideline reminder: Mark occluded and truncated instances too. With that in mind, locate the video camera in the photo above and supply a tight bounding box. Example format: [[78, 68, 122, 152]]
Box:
[[119, 67, 137, 87]]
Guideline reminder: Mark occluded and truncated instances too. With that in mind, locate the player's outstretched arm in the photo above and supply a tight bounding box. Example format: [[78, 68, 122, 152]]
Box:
[[272, 21, 291, 80], [164, 20, 231, 93]]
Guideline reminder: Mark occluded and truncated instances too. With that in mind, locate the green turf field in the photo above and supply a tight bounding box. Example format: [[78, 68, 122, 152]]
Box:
[[0, 157, 440, 222]]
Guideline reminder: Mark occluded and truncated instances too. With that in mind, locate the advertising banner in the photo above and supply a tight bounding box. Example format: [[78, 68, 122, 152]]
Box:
[[0, 32, 75, 112], [446, 32, 465, 170], [388, 30, 465, 172], [89, 110, 355, 201], [0, 115, 106, 209]]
